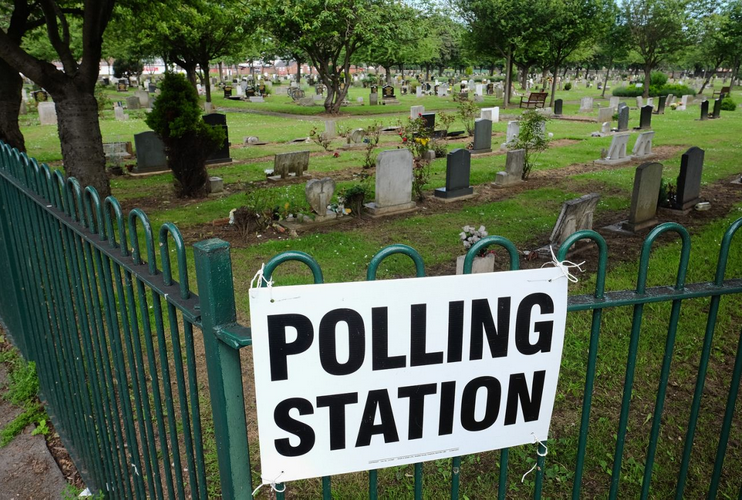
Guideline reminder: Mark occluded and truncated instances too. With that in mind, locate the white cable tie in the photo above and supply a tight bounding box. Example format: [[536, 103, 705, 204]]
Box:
[[521, 433, 549, 483], [540, 245, 585, 283], [132, 463, 139, 476], [251, 472, 285, 497], [250, 263, 274, 290]]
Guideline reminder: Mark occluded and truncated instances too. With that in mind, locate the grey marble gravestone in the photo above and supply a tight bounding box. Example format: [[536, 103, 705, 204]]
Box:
[[324, 121, 336, 139], [271, 151, 310, 179], [623, 162, 663, 232], [209, 176, 224, 194], [435, 149, 474, 199], [494, 149, 525, 186], [134, 90, 149, 107], [343, 128, 366, 149], [609, 97, 620, 110], [364, 149, 416, 216], [614, 104, 629, 132], [580, 97, 593, 112], [369, 92, 378, 106], [597, 107, 613, 124], [305, 178, 336, 219], [596, 132, 631, 165], [549, 193, 601, 249], [635, 105, 653, 130], [126, 95, 140, 110], [632, 131, 655, 159], [501, 121, 520, 149], [114, 106, 128, 121], [674, 147, 705, 210], [133, 131, 167, 173], [699, 100, 709, 120], [554, 99, 563, 115], [203, 113, 231, 164], [37, 102, 57, 126], [471, 119, 493, 154]]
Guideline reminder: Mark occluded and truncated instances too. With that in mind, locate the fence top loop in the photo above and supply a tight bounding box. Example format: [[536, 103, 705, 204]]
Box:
[[82, 186, 104, 238], [263, 251, 323, 285], [637, 222, 691, 293], [557, 230, 608, 299], [37, 163, 53, 202], [367, 244, 425, 280], [103, 196, 127, 254], [50, 170, 66, 211], [715, 217, 742, 285], [127, 208, 157, 273], [158, 223, 190, 299], [465, 235, 520, 273], [64, 177, 84, 222]]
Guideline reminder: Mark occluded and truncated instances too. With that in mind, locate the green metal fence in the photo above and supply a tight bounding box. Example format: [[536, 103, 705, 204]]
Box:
[[1, 140, 741, 499]]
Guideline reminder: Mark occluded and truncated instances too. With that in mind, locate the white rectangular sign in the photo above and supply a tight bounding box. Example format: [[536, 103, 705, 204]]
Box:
[[248, 268, 568, 485]]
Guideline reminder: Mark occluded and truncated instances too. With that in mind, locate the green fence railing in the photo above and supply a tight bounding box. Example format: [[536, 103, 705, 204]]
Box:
[[1, 140, 741, 499]]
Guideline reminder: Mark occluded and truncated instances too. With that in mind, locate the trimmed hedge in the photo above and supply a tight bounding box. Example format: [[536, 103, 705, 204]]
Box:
[[721, 97, 737, 111], [612, 83, 696, 98]]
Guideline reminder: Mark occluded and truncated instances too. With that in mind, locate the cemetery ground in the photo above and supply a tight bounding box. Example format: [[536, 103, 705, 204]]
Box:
[[10, 84, 742, 498]]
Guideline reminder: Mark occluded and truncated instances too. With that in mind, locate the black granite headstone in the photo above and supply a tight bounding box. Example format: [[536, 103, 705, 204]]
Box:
[[711, 98, 722, 119], [486, 83, 494, 95], [674, 147, 705, 210], [554, 99, 563, 116], [383, 85, 395, 99], [635, 105, 652, 130], [435, 149, 474, 199], [699, 100, 709, 120], [654, 95, 666, 114], [223, 86, 232, 98], [421, 112, 435, 132], [203, 113, 231, 164]]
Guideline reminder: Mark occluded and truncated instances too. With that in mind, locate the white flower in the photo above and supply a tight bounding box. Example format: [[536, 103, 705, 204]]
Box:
[[463, 241, 471, 249], [478, 225, 486, 233]]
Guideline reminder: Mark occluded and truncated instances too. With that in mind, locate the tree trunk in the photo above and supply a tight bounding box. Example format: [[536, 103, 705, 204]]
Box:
[[384, 65, 392, 84], [296, 59, 302, 83], [0, 60, 26, 152], [200, 61, 212, 102], [489, 64, 495, 77], [643, 65, 651, 99], [699, 70, 713, 95], [55, 89, 110, 198], [549, 65, 559, 108], [504, 46, 513, 107], [602, 65, 611, 98], [425, 64, 430, 81], [218, 61, 224, 81]]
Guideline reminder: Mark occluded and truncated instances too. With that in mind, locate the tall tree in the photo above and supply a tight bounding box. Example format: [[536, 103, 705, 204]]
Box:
[[0, 0, 118, 196], [594, 5, 631, 97], [259, 0, 391, 114], [720, 1, 742, 90], [624, 0, 689, 98]]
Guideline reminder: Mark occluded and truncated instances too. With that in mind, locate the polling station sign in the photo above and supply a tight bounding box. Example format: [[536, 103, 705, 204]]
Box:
[[248, 267, 568, 485]]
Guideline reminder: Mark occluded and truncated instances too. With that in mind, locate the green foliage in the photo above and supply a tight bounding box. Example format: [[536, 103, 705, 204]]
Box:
[[456, 96, 479, 136], [339, 179, 370, 216], [512, 110, 549, 180], [721, 97, 737, 111], [113, 57, 144, 79], [0, 351, 47, 447], [309, 125, 332, 151], [362, 122, 382, 169], [94, 84, 112, 116], [563, 82, 572, 91], [437, 110, 455, 133], [145, 73, 224, 197], [612, 84, 696, 97], [650, 71, 668, 87]]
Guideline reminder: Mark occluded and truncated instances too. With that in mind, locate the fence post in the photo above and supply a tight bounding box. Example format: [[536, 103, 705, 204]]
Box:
[[194, 239, 252, 500]]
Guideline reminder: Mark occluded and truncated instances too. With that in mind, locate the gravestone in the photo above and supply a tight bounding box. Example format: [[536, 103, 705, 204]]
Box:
[[636, 96, 643, 108], [117, 80, 127, 92], [126, 96, 141, 110], [596, 132, 631, 165], [632, 131, 654, 159], [435, 149, 474, 199], [203, 113, 231, 164], [471, 119, 493, 154], [678, 95, 689, 111], [382, 85, 395, 99], [554, 99, 563, 116], [344, 128, 366, 148], [416, 87, 423, 98], [666, 94, 675, 107], [609, 97, 620, 110], [369, 93, 378, 106], [19, 100, 27, 115], [480, 107, 499, 123], [674, 147, 705, 210], [549, 193, 601, 249], [699, 100, 709, 120], [646, 98, 654, 108], [272, 151, 310, 179], [421, 112, 435, 132], [622, 162, 663, 232], [235, 86, 244, 97], [410, 105, 425, 120], [209, 177, 224, 194], [475, 84, 484, 96], [615, 104, 629, 132], [324, 121, 336, 139], [305, 178, 336, 219], [710, 98, 722, 119], [364, 149, 416, 216], [133, 131, 167, 173], [635, 105, 653, 130], [501, 121, 520, 149], [114, 106, 128, 121], [249, 96, 265, 103], [654, 95, 666, 114], [597, 107, 613, 123], [37, 102, 57, 126], [32, 90, 48, 102], [487, 83, 494, 95], [148, 83, 157, 93], [134, 90, 150, 107], [223, 86, 233, 98], [580, 97, 593, 112], [494, 149, 525, 186]]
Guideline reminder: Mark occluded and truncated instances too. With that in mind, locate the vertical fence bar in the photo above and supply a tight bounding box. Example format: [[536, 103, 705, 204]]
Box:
[[194, 239, 252, 500]]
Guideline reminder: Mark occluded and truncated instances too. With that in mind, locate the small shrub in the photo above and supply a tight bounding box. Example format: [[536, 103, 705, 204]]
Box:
[[437, 110, 455, 133], [309, 125, 332, 151], [456, 96, 479, 136], [650, 72, 668, 87], [432, 141, 448, 158], [721, 97, 737, 111], [613, 83, 696, 98], [94, 84, 112, 116], [339, 182, 369, 216], [563, 82, 572, 91], [511, 110, 550, 180], [362, 122, 382, 169]]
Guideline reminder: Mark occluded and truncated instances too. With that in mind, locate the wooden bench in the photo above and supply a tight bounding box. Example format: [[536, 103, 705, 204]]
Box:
[[713, 86, 731, 98], [519, 92, 548, 108]]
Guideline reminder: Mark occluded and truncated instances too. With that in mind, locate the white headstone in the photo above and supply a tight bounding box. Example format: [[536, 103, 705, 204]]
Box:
[[597, 107, 613, 123], [475, 84, 484, 96], [324, 121, 336, 139], [416, 87, 423, 98], [580, 97, 593, 112], [37, 102, 57, 126], [364, 149, 416, 215], [480, 107, 499, 123], [596, 132, 631, 165], [632, 131, 655, 158], [114, 106, 128, 121], [410, 105, 425, 120], [609, 96, 620, 110], [502, 121, 520, 149], [636, 96, 643, 108], [678, 95, 689, 111], [646, 97, 654, 107]]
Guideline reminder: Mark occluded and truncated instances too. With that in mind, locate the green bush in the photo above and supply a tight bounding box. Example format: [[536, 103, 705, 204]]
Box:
[[612, 83, 696, 98], [145, 72, 224, 197], [721, 96, 737, 111], [650, 72, 668, 87], [564, 82, 572, 91]]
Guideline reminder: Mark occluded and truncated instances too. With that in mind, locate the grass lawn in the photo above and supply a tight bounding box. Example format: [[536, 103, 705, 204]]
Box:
[[13, 82, 742, 498]]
